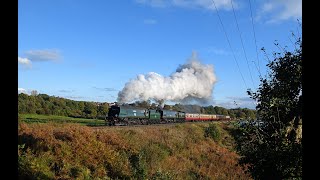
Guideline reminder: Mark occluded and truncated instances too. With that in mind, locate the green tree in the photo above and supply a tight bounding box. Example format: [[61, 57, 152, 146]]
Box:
[[227, 110, 235, 118], [136, 100, 151, 108], [213, 106, 222, 115], [25, 95, 37, 114], [204, 105, 216, 114], [172, 104, 182, 111], [84, 102, 98, 119], [245, 109, 256, 120], [18, 93, 29, 113], [97, 103, 109, 116], [237, 36, 302, 179], [221, 109, 229, 116], [78, 101, 85, 112], [237, 111, 246, 119]]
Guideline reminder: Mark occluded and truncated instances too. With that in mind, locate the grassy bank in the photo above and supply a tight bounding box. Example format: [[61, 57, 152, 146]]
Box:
[[18, 121, 251, 179]]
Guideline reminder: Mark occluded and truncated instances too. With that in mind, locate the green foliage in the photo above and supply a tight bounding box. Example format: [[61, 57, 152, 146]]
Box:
[[201, 106, 256, 119], [204, 123, 221, 143], [19, 114, 106, 126], [18, 146, 56, 180], [151, 169, 175, 180], [18, 93, 109, 119], [129, 153, 147, 180], [141, 141, 171, 171], [84, 102, 98, 119], [236, 35, 302, 179]]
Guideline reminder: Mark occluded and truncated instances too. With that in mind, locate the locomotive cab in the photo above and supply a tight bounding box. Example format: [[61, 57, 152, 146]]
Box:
[[107, 105, 120, 126]]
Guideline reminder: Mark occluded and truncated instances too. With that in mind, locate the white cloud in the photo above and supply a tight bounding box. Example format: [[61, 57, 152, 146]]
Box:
[[25, 49, 61, 62], [258, 0, 302, 23], [135, 0, 168, 7], [18, 88, 40, 95], [214, 96, 256, 109], [174, 0, 236, 10], [135, 0, 238, 11], [93, 87, 118, 92], [18, 57, 32, 68], [206, 46, 230, 55], [18, 88, 27, 94], [64, 96, 87, 100], [143, 19, 157, 25], [58, 89, 75, 93], [261, 3, 274, 12]]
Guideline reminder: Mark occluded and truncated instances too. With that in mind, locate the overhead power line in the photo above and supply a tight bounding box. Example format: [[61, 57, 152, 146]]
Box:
[[210, 0, 248, 90], [230, 0, 256, 88], [248, 0, 262, 78]]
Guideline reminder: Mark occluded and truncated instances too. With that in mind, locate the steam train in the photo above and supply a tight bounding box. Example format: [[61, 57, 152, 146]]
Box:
[[106, 104, 231, 126]]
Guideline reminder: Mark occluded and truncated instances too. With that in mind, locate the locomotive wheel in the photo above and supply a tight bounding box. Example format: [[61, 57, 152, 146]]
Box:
[[108, 117, 116, 126], [124, 118, 129, 126]]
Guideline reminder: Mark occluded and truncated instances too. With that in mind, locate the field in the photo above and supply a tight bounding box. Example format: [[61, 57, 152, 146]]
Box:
[[18, 115, 252, 179], [19, 114, 106, 126]]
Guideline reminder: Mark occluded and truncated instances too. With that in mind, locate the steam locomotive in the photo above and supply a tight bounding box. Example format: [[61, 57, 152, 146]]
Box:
[[106, 104, 231, 126]]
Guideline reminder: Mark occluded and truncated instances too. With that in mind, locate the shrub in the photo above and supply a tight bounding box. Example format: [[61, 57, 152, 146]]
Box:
[[204, 123, 221, 142], [151, 169, 175, 180], [129, 152, 147, 179], [238, 35, 302, 179]]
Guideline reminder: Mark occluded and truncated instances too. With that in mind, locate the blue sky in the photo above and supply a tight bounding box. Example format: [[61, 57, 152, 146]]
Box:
[[18, 0, 302, 109]]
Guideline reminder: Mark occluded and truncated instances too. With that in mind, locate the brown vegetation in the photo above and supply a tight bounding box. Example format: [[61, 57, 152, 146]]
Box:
[[18, 122, 252, 179]]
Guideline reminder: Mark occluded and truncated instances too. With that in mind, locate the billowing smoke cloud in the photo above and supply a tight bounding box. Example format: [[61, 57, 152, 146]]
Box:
[[117, 52, 217, 106]]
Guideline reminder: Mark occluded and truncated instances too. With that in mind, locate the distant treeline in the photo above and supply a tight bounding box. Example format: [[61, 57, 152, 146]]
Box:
[[18, 93, 109, 119], [133, 100, 256, 119], [18, 93, 256, 120]]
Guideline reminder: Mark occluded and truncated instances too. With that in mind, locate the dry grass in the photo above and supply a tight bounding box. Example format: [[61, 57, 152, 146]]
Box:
[[18, 122, 252, 179]]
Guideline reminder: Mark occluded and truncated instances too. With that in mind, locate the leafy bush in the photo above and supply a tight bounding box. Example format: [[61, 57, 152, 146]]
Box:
[[236, 35, 302, 179], [129, 152, 147, 179], [204, 123, 221, 142]]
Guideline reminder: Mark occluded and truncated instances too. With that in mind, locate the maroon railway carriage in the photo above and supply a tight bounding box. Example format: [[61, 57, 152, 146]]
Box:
[[185, 113, 230, 122]]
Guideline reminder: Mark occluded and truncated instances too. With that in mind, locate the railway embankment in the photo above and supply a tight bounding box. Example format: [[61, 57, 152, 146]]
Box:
[[18, 121, 252, 179]]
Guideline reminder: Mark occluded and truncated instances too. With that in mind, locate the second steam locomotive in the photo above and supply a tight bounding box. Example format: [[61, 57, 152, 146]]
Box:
[[106, 104, 231, 126]]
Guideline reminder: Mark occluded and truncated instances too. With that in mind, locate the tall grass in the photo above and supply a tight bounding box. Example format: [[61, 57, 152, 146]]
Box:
[[18, 122, 252, 179]]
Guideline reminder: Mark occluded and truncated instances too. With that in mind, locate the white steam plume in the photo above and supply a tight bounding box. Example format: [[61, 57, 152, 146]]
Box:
[[117, 52, 217, 105]]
